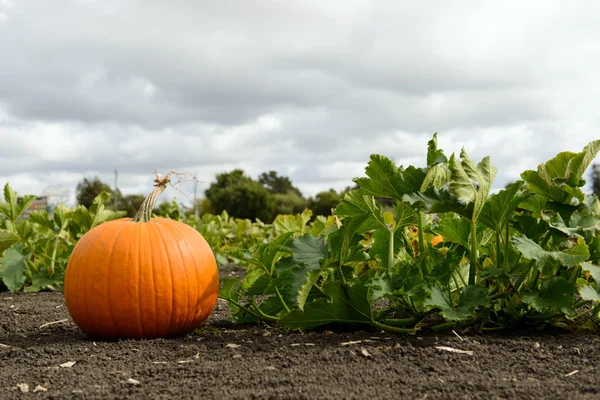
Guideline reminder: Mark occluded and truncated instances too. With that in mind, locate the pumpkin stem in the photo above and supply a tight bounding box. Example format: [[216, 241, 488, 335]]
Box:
[[132, 172, 171, 223]]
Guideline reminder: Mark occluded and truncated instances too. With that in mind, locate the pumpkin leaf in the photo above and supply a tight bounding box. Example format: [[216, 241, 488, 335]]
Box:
[[579, 284, 600, 302], [273, 234, 329, 310], [0, 244, 30, 292], [24, 267, 64, 292], [0, 183, 37, 223], [279, 278, 373, 330], [479, 181, 529, 231], [521, 140, 600, 204], [512, 236, 590, 276], [0, 229, 20, 254], [274, 210, 313, 236], [448, 150, 497, 221], [431, 217, 471, 250], [521, 277, 577, 313]]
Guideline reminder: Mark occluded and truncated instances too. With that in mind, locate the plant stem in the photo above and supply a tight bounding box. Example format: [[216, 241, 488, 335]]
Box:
[[503, 223, 510, 272], [381, 317, 418, 327], [250, 299, 280, 322], [388, 229, 395, 273], [514, 232, 552, 291], [569, 265, 582, 284], [49, 237, 59, 274], [417, 212, 426, 255], [529, 270, 540, 290], [431, 322, 457, 332], [226, 298, 274, 322], [133, 173, 170, 223], [372, 320, 415, 334], [468, 218, 478, 285], [275, 287, 291, 313]]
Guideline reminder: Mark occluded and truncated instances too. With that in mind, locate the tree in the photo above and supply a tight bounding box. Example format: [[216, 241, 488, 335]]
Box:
[[259, 170, 302, 196], [205, 169, 277, 222], [120, 194, 146, 218], [308, 189, 341, 217], [273, 191, 307, 215], [76, 177, 115, 208], [592, 163, 600, 197], [258, 170, 307, 215]]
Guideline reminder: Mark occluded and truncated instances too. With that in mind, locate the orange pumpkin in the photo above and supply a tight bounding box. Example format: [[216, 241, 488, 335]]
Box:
[[431, 235, 444, 246], [64, 173, 219, 340]]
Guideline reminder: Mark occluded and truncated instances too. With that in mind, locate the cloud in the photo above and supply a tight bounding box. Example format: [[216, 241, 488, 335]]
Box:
[[1, 1, 600, 206]]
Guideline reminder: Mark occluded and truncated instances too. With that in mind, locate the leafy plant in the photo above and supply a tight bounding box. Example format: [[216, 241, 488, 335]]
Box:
[[218, 136, 600, 333], [0, 184, 125, 292]]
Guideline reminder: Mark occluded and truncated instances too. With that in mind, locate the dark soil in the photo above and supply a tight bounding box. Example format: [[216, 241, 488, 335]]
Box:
[[1, 291, 600, 400]]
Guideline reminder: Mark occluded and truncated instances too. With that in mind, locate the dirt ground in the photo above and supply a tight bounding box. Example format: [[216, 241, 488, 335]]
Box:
[[1, 291, 600, 400]]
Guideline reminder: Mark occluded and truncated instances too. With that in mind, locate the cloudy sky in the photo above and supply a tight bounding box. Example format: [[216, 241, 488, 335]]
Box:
[[1, 1, 600, 207]]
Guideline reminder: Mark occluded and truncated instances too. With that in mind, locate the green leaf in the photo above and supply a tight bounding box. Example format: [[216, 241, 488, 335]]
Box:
[[0, 244, 29, 292], [28, 210, 56, 231], [579, 285, 600, 302], [432, 217, 471, 249], [512, 214, 548, 241], [24, 267, 64, 292], [242, 231, 293, 275], [426, 133, 448, 167], [479, 181, 529, 231], [519, 194, 548, 217], [0, 229, 20, 254], [219, 277, 242, 302], [335, 190, 389, 233], [542, 208, 600, 243], [273, 234, 329, 309], [404, 187, 470, 217], [582, 262, 600, 283], [521, 140, 600, 204], [242, 268, 270, 295], [459, 285, 491, 308], [448, 150, 497, 220], [424, 285, 489, 322], [71, 192, 125, 235], [521, 277, 577, 313], [274, 210, 313, 236], [287, 234, 329, 266], [354, 155, 425, 201], [392, 202, 419, 228], [279, 279, 372, 330], [424, 286, 453, 311], [0, 184, 36, 222], [513, 236, 590, 275], [353, 155, 405, 201]]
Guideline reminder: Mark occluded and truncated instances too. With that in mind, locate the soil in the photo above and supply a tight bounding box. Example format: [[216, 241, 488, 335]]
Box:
[[1, 291, 600, 400]]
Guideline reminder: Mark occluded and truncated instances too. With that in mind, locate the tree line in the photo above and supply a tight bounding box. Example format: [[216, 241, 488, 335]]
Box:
[[77, 163, 600, 222], [76, 169, 352, 222]]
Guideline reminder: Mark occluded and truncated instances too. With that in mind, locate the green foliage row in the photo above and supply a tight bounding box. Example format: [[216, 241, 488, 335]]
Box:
[[3, 135, 600, 335], [76, 169, 345, 222], [0, 190, 126, 292], [220, 135, 600, 333], [0, 184, 325, 292]]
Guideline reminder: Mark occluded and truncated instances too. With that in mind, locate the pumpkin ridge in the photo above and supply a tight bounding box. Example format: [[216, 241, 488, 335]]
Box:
[[65, 222, 104, 335], [105, 222, 128, 338], [153, 220, 178, 335], [146, 220, 165, 337], [132, 221, 145, 338], [81, 222, 118, 337], [160, 220, 196, 333], [122, 222, 140, 338]]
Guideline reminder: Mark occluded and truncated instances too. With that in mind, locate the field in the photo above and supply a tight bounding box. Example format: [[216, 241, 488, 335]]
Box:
[[2, 290, 600, 399], [2, 135, 600, 399]]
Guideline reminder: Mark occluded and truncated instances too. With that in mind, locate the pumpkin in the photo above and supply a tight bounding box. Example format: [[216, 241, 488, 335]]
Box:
[[431, 235, 444, 247], [64, 172, 219, 340]]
